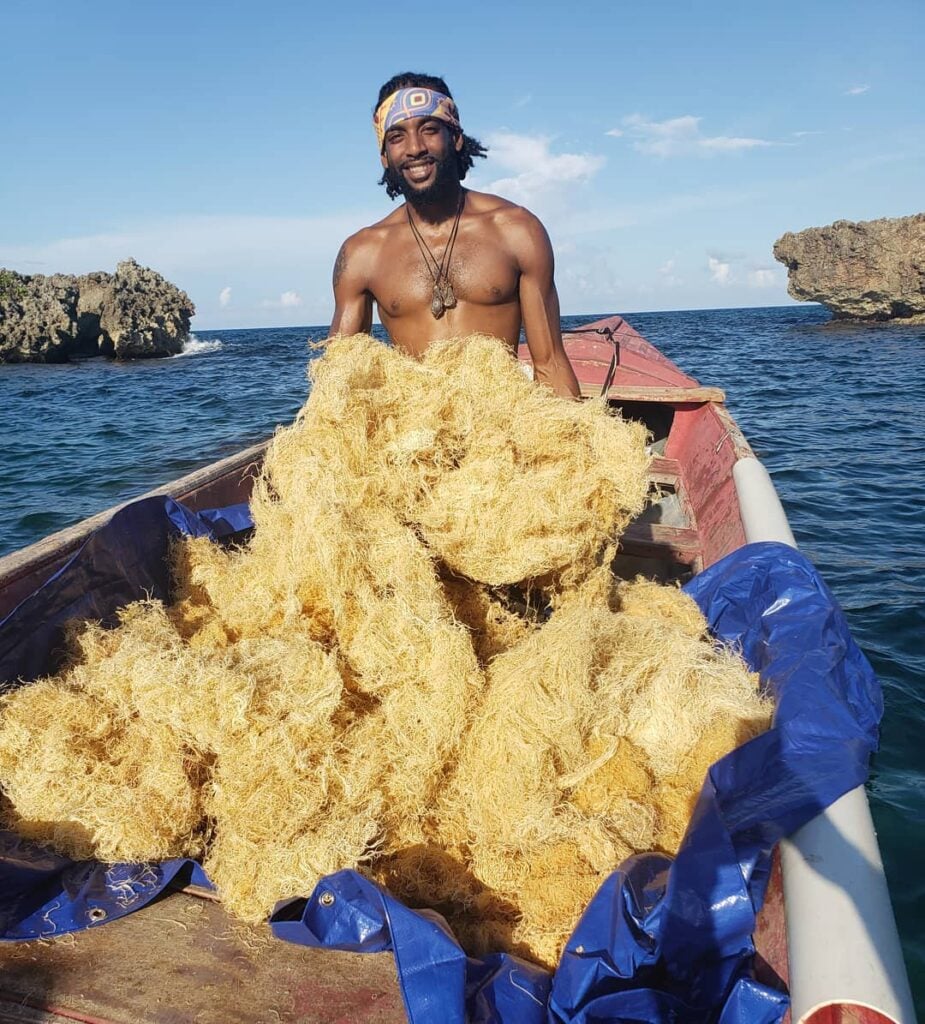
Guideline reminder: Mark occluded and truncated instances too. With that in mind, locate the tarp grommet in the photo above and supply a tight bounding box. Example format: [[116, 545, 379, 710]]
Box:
[[319, 891, 335, 908]]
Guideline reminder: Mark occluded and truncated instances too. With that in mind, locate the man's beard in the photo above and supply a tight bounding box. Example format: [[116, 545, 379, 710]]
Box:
[[385, 150, 459, 206]]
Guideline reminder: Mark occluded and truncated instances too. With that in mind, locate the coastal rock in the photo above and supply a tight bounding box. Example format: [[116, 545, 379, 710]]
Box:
[[75, 271, 114, 354], [773, 213, 925, 321], [100, 259, 192, 358], [0, 272, 78, 363], [0, 260, 195, 363]]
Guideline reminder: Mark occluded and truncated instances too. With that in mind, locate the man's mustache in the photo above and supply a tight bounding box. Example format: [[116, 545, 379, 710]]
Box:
[[401, 157, 436, 170]]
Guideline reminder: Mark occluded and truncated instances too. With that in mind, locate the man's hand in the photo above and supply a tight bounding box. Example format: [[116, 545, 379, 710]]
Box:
[[511, 211, 580, 399], [329, 233, 374, 336]]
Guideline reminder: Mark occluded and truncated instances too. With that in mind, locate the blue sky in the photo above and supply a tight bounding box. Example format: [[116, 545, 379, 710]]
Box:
[[2, 0, 922, 328]]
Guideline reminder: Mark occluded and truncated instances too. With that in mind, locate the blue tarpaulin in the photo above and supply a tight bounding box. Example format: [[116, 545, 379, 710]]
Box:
[[0, 497, 882, 1023]]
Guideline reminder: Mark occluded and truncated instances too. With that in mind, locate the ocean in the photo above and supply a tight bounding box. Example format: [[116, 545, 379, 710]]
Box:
[[1, 304, 922, 1008]]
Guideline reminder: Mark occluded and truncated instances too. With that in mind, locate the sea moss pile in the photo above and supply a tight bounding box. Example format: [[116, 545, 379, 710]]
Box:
[[0, 333, 771, 967]]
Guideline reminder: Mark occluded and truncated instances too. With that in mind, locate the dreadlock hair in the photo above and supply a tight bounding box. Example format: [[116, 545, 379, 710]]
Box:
[[375, 72, 488, 200]]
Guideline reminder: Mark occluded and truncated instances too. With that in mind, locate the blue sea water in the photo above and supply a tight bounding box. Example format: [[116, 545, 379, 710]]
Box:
[[1, 305, 922, 1008]]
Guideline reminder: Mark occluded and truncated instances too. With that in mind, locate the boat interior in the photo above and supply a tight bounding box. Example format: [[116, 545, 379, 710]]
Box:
[[0, 318, 793, 1024]]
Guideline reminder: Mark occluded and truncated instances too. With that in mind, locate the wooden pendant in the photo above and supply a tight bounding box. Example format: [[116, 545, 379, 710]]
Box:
[[430, 278, 456, 319]]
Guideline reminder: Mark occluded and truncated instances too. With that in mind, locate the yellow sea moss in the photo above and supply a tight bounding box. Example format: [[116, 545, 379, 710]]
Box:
[[258, 333, 651, 587], [615, 575, 708, 638], [0, 679, 203, 862], [0, 332, 771, 968], [204, 719, 381, 922], [415, 336, 651, 584], [435, 588, 771, 965], [439, 574, 537, 665]]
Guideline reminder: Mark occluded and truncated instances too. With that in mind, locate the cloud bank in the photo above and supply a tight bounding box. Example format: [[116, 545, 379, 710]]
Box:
[[485, 132, 605, 205], [613, 114, 773, 157]]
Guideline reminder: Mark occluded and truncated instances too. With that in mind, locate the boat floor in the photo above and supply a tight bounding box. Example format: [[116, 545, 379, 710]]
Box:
[[0, 857, 788, 1024], [0, 892, 405, 1024], [614, 455, 702, 583]]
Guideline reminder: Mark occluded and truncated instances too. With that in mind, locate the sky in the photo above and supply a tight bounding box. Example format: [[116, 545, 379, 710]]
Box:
[[1, 0, 923, 329]]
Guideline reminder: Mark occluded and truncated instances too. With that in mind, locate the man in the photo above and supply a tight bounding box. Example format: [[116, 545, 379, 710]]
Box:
[[330, 72, 581, 399]]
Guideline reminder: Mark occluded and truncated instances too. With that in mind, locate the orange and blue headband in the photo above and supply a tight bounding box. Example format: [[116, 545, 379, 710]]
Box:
[[373, 88, 461, 151]]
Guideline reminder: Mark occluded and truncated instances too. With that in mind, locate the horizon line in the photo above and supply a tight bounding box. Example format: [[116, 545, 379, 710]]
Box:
[[195, 301, 815, 333]]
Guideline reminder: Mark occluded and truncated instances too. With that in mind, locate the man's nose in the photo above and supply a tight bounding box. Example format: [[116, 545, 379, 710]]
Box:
[[405, 129, 428, 156]]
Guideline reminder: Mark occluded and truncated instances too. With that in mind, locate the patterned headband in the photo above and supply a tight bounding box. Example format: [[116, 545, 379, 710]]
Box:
[[373, 87, 461, 151]]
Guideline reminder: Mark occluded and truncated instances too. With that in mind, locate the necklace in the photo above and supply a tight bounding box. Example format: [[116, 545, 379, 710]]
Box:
[[406, 190, 465, 319]]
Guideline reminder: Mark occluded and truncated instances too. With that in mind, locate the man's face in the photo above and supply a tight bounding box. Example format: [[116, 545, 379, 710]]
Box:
[[381, 116, 464, 203]]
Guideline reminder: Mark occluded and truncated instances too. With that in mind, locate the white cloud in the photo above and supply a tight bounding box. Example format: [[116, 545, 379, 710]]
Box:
[[793, 130, 823, 138], [219, 286, 232, 307], [657, 257, 683, 288], [262, 290, 304, 309], [708, 256, 732, 285], [845, 84, 870, 95], [748, 268, 776, 288], [513, 93, 533, 109], [484, 132, 605, 205], [699, 135, 772, 153], [620, 114, 772, 158], [605, 127, 624, 138], [0, 211, 375, 326]]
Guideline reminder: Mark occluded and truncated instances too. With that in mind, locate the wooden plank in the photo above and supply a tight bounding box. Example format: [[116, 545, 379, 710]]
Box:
[[753, 849, 790, 1016], [665, 404, 748, 569], [646, 456, 683, 479], [620, 523, 703, 570], [581, 383, 726, 403], [0, 893, 406, 1024]]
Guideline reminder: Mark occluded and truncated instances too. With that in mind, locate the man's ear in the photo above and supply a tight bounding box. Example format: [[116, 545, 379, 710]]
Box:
[[454, 131, 464, 153], [380, 150, 389, 170]]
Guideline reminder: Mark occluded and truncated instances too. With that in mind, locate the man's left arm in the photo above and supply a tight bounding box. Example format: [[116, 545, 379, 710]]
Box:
[[513, 212, 581, 399]]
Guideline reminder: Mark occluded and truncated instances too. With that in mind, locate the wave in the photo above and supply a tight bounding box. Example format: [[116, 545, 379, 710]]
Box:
[[175, 334, 224, 358]]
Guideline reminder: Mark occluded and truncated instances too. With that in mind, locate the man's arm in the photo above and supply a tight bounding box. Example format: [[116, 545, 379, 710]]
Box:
[[329, 233, 373, 336], [511, 211, 580, 399]]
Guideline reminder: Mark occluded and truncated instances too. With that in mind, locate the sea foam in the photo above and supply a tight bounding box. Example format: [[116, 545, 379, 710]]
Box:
[[175, 335, 223, 357]]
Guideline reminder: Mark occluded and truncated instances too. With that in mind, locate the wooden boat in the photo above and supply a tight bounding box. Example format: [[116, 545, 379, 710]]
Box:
[[0, 316, 913, 1024]]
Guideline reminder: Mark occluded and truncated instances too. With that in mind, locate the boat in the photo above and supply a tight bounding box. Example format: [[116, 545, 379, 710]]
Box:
[[0, 315, 914, 1024]]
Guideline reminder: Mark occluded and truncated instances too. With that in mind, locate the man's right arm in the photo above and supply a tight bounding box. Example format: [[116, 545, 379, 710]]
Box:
[[329, 234, 373, 336]]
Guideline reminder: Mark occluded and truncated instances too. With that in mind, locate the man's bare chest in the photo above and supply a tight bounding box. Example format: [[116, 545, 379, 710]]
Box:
[[370, 234, 519, 317]]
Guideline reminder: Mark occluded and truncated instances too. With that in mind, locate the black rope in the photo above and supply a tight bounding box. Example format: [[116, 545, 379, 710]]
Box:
[[562, 326, 621, 398]]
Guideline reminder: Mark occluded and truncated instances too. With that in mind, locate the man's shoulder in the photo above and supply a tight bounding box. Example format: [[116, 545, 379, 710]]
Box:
[[466, 190, 548, 236], [341, 210, 402, 253], [464, 191, 551, 262]]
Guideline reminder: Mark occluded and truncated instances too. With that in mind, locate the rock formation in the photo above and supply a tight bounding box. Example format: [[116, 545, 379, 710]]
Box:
[[0, 273, 79, 362], [0, 260, 194, 363], [773, 213, 925, 322]]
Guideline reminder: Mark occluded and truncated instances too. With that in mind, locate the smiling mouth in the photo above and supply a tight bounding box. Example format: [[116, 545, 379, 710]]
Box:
[[402, 163, 436, 185]]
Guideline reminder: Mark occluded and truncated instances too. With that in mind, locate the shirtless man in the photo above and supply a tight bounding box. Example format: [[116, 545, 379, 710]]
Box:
[[329, 72, 581, 399]]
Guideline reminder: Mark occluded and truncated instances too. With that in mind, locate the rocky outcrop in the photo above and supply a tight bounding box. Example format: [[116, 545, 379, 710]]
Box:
[[0, 272, 79, 363], [100, 260, 191, 358], [0, 260, 194, 362], [773, 213, 925, 322]]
